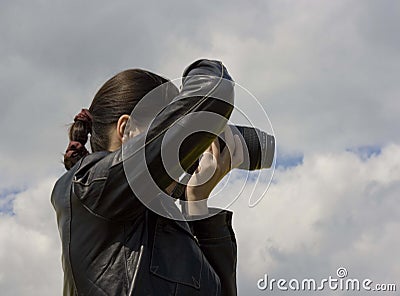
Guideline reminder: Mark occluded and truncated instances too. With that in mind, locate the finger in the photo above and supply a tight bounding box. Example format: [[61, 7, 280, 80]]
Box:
[[190, 149, 217, 187], [198, 140, 213, 166], [210, 138, 220, 161], [204, 141, 213, 153], [199, 139, 219, 169], [220, 146, 232, 174], [220, 126, 235, 167], [224, 125, 235, 156]]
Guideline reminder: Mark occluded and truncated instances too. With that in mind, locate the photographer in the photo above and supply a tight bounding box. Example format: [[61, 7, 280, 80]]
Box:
[[51, 59, 242, 295]]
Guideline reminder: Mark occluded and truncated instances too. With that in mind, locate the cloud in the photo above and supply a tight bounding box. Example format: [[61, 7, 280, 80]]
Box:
[[158, 0, 400, 156], [228, 144, 400, 295], [0, 177, 62, 296], [1, 145, 399, 295], [1, 0, 400, 183]]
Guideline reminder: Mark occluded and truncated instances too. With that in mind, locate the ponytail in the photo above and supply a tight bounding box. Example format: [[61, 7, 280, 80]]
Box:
[[64, 109, 92, 170]]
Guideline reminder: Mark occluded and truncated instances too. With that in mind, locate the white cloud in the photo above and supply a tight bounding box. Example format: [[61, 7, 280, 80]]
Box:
[[1, 0, 400, 178], [229, 144, 400, 295], [159, 0, 400, 156], [2, 145, 399, 295], [0, 178, 62, 296]]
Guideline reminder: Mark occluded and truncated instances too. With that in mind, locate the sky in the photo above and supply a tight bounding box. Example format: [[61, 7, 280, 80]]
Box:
[[0, 0, 399, 295]]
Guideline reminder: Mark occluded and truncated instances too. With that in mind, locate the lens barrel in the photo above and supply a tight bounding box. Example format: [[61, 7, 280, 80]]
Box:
[[218, 125, 275, 170], [172, 125, 275, 200]]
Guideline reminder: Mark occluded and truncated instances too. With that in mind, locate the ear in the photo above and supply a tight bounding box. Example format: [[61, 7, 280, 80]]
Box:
[[116, 114, 131, 142]]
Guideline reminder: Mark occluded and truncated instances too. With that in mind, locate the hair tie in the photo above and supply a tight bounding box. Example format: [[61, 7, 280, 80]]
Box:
[[65, 141, 89, 160], [74, 108, 93, 130]]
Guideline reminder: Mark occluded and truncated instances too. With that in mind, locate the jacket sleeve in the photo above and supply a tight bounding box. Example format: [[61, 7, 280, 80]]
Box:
[[72, 59, 235, 221], [140, 59, 235, 190], [190, 208, 238, 296]]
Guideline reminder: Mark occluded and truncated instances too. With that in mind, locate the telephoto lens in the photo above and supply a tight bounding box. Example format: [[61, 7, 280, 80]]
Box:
[[171, 125, 275, 200], [218, 125, 275, 170]]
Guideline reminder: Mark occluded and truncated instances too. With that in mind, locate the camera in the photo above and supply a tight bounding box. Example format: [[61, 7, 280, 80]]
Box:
[[218, 125, 275, 170], [171, 125, 275, 200]]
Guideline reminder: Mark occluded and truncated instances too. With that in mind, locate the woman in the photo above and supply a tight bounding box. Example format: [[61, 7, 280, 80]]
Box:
[[51, 59, 243, 295]]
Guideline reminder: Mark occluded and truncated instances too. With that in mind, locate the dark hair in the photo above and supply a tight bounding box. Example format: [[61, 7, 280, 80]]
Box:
[[64, 69, 176, 170]]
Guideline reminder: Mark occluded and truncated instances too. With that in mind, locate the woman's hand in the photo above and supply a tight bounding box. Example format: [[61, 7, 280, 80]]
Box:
[[186, 126, 244, 202]]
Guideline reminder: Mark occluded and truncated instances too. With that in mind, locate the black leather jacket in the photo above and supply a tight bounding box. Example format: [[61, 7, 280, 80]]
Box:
[[51, 60, 237, 296]]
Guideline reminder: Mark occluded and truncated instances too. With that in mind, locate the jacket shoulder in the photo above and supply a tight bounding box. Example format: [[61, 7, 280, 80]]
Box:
[[73, 151, 113, 185], [51, 151, 113, 208]]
